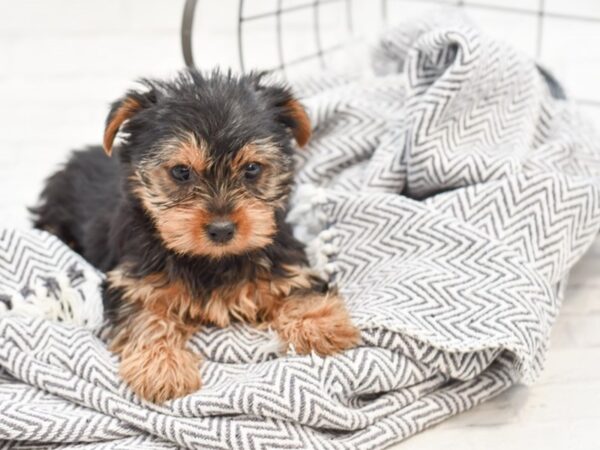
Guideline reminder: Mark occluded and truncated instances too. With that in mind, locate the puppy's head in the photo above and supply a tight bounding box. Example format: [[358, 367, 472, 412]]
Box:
[[103, 70, 311, 259]]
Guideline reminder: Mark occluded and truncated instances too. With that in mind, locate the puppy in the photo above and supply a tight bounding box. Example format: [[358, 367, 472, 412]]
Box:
[[32, 70, 360, 403]]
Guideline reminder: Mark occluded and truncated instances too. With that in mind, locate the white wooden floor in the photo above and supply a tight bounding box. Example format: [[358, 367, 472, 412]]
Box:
[[1, 1, 599, 448]]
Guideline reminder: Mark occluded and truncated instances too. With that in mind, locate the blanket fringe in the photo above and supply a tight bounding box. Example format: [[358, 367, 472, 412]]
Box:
[[288, 184, 341, 280]]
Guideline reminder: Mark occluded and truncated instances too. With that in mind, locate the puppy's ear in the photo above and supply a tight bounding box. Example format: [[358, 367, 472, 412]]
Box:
[[103, 89, 156, 156], [252, 76, 311, 147], [277, 96, 311, 148]]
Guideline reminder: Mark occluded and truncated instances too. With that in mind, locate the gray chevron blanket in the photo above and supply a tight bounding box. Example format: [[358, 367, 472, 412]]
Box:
[[1, 13, 600, 450]]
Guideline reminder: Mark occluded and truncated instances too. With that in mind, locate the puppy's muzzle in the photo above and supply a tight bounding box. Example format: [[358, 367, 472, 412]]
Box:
[[206, 220, 236, 244]]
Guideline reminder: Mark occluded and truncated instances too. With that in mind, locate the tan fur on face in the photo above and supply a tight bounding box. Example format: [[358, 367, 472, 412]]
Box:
[[131, 138, 282, 258], [160, 132, 208, 174], [131, 133, 208, 217], [146, 198, 275, 258], [232, 141, 279, 171], [232, 140, 293, 209]]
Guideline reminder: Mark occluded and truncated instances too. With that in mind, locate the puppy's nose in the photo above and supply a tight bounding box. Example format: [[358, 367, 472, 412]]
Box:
[[206, 221, 236, 244]]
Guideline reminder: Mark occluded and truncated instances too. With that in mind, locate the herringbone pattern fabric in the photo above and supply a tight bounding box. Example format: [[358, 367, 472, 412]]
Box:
[[1, 14, 599, 449]]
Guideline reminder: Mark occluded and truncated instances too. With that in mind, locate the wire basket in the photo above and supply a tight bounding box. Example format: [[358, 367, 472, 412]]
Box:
[[181, 0, 600, 109]]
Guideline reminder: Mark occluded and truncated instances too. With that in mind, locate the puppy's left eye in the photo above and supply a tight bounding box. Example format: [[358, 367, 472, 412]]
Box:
[[244, 163, 261, 180], [170, 165, 191, 182]]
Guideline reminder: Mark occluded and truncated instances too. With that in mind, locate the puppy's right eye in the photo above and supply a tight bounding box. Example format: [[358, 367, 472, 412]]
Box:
[[170, 165, 191, 182]]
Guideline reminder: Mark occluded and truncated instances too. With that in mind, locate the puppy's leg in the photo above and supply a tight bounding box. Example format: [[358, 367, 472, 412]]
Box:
[[273, 291, 361, 356], [107, 269, 202, 404], [264, 266, 361, 356]]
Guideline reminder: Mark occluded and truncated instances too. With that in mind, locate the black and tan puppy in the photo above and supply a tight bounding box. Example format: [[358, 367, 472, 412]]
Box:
[[31, 70, 359, 403]]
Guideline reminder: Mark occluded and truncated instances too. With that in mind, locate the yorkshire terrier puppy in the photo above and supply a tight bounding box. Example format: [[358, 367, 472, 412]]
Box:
[[32, 70, 360, 403]]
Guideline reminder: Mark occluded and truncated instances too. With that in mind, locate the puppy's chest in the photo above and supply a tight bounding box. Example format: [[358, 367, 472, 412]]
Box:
[[173, 277, 277, 326], [200, 277, 281, 327], [198, 264, 316, 327], [109, 263, 314, 327]]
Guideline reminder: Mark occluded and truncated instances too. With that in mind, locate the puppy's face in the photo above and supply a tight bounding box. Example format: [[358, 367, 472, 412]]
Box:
[[103, 71, 310, 258]]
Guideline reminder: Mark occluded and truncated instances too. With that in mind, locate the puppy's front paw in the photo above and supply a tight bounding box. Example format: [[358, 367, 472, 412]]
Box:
[[119, 346, 201, 403], [274, 293, 360, 356]]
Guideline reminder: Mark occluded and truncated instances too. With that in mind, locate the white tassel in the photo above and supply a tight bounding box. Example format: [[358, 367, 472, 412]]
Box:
[[288, 184, 341, 280]]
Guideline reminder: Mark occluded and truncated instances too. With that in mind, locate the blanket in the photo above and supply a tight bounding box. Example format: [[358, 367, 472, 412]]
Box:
[[1, 13, 600, 449]]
